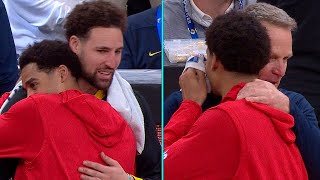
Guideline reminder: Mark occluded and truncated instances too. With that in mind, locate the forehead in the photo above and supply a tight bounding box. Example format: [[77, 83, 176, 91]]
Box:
[[84, 27, 123, 48], [21, 63, 47, 83], [21, 63, 40, 77], [262, 22, 292, 54]]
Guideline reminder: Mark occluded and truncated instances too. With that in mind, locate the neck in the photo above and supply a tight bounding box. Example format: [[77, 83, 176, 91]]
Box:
[[193, 0, 233, 19], [78, 78, 98, 95], [215, 72, 257, 98], [60, 78, 80, 92]]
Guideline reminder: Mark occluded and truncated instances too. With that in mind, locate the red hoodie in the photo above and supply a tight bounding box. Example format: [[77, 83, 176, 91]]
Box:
[[0, 90, 136, 179], [164, 83, 307, 180]]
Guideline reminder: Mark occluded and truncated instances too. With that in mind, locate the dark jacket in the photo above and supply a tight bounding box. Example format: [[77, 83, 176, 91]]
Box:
[[119, 6, 161, 69], [0, 1, 19, 96], [259, 0, 320, 123], [134, 91, 161, 180], [280, 88, 320, 180]]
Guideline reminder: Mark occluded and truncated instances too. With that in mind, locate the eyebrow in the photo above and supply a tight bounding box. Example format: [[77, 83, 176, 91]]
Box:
[[96, 46, 123, 50], [24, 78, 37, 88], [96, 47, 111, 50]]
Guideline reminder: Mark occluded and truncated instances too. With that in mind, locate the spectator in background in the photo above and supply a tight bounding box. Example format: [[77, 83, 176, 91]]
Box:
[[0, 1, 19, 96], [258, 0, 320, 125], [3, 0, 84, 57], [164, 0, 256, 40], [119, 4, 161, 69], [163, 0, 256, 95]]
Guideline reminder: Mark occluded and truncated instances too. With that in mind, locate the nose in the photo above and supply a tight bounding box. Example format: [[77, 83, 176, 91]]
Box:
[[272, 60, 286, 78]]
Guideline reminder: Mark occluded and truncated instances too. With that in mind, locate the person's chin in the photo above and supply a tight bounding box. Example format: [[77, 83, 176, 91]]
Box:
[[95, 80, 111, 91], [274, 82, 280, 88]]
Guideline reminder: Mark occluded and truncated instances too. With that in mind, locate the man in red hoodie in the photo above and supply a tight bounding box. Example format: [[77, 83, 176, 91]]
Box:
[[164, 11, 308, 179], [0, 40, 136, 179]]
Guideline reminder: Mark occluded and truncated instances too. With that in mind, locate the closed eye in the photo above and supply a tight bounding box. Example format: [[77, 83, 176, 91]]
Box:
[[97, 49, 109, 53], [115, 49, 122, 54], [29, 82, 38, 90]]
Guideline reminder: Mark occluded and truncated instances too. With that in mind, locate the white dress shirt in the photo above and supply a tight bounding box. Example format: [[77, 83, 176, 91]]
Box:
[[190, 0, 235, 27], [3, 0, 84, 55]]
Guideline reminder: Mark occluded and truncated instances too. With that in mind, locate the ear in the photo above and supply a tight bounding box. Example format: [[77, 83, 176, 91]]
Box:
[[69, 35, 81, 55], [57, 65, 69, 83], [210, 53, 220, 71]]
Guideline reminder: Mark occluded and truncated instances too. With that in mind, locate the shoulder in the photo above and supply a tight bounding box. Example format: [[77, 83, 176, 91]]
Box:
[[280, 88, 313, 107], [165, 91, 183, 104], [29, 93, 60, 104], [164, 0, 184, 23], [194, 107, 237, 136], [214, 99, 247, 111], [5, 96, 38, 114], [244, 0, 257, 6], [127, 7, 158, 30]]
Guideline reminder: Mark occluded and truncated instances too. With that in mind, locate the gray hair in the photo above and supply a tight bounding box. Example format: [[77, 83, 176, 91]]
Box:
[[243, 3, 297, 30]]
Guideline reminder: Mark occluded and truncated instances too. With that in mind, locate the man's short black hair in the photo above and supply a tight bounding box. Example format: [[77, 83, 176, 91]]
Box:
[[205, 11, 271, 75], [19, 40, 81, 79], [64, 0, 127, 40]]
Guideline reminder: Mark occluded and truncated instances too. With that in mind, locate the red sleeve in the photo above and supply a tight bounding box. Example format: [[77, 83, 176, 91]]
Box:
[[0, 97, 44, 160], [0, 92, 10, 107], [164, 108, 240, 179], [164, 100, 202, 147]]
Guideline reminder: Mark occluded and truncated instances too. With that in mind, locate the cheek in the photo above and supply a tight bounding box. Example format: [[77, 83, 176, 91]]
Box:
[[79, 54, 98, 72], [284, 62, 288, 71], [45, 82, 57, 93], [115, 56, 121, 68], [258, 66, 271, 80], [28, 85, 46, 96], [26, 89, 36, 97]]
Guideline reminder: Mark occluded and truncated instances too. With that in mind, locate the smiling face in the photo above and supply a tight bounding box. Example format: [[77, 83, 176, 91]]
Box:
[[258, 22, 293, 87], [71, 27, 123, 91], [21, 63, 61, 97]]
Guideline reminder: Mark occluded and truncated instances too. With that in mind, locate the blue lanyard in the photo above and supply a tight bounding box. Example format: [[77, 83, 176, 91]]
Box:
[[156, 5, 162, 43], [238, 0, 243, 9], [183, 0, 198, 39], [182, 0, 244, 39]]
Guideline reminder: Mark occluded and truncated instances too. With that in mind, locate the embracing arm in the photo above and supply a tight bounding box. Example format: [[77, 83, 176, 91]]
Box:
[[78, 91, 161, 180], [0, 97, 43, 159]]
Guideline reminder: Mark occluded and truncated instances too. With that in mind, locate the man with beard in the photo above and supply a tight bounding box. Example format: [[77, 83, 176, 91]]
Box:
[[64, 1, 160, 180]]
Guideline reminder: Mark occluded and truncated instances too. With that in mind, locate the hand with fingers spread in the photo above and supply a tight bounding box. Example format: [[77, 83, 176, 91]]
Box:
[[237, 79, 289, 113], [78, 152, 130, 180], [179, 68, 207, 106]]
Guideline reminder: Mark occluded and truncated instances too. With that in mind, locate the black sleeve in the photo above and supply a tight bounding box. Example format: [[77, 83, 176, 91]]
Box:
[[0, 159, 18, 180], [0, 0, 19, 96], [0, 85, 27, 179], [164, 91, 183, 127], [134, 91, 161, 180]]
